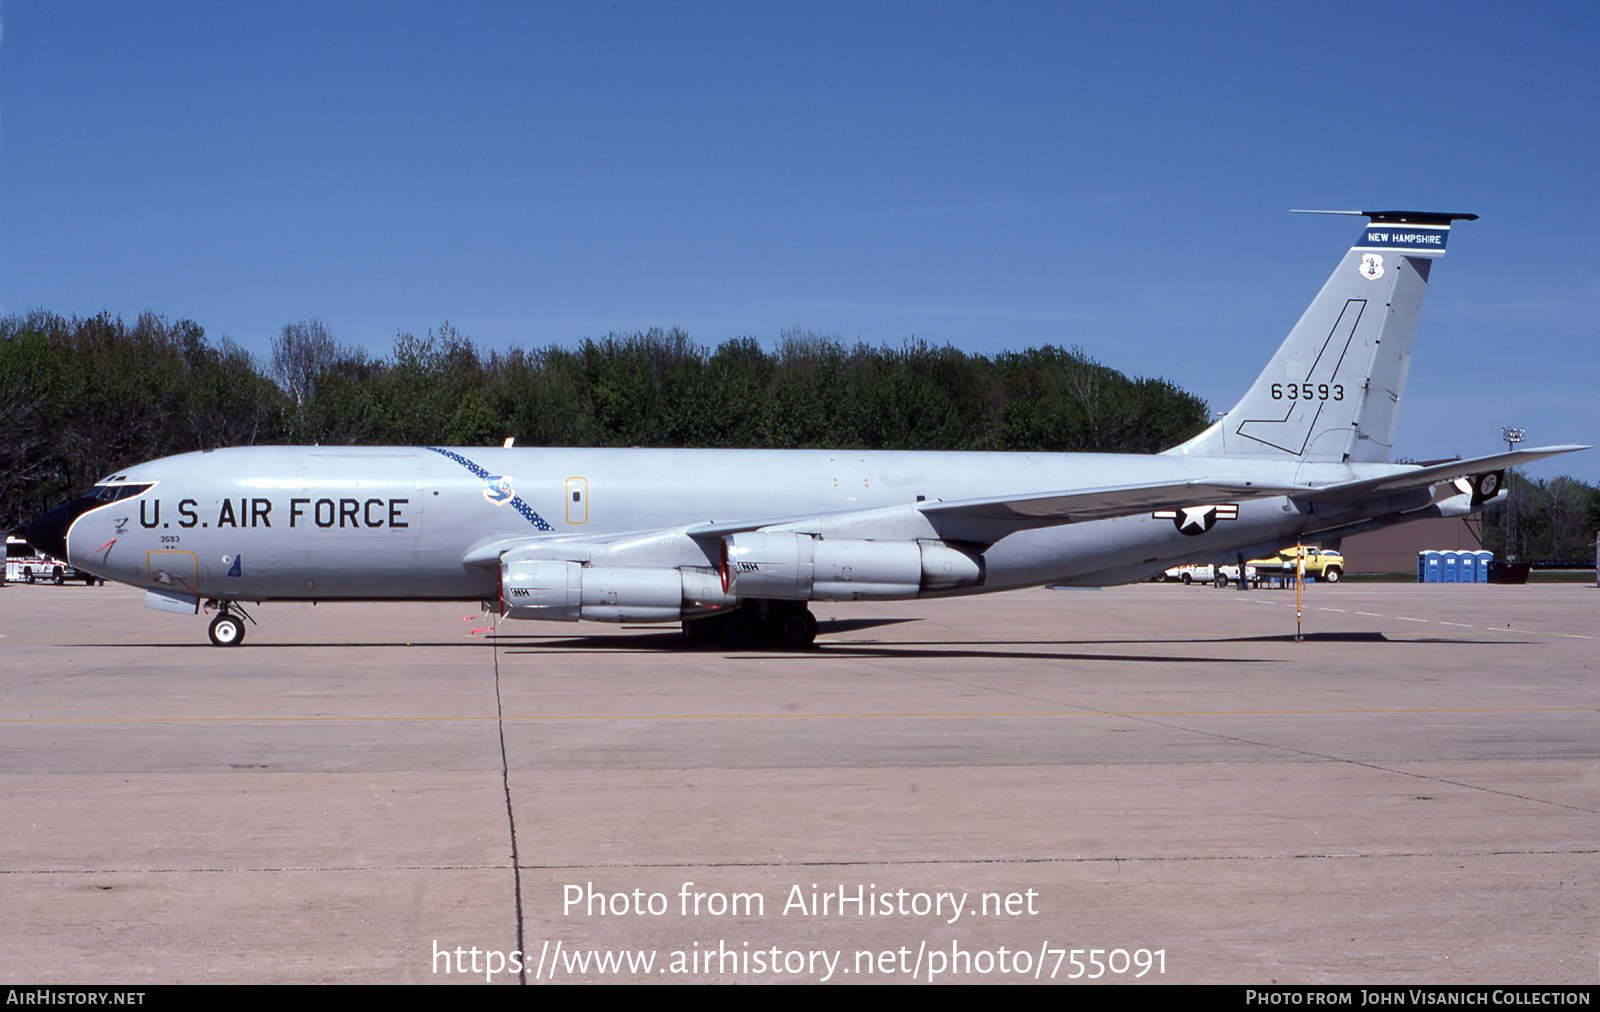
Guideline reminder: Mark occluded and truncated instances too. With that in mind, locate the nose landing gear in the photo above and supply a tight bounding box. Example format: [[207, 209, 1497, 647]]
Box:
[[205, 601, 255, 647]]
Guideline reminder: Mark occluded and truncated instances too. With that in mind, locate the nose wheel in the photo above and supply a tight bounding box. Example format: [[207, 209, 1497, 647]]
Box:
[[205, 601, 254, 646], [208, 613, 245, 646]]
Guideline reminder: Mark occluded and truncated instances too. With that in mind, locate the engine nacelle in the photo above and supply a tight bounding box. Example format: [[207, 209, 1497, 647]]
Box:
[[721, 533, 982, 601], [500, 558, 734, 623]]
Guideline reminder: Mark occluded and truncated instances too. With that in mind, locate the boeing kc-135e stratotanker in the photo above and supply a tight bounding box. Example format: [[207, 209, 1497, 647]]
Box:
[[20, 211, 1586, 646]]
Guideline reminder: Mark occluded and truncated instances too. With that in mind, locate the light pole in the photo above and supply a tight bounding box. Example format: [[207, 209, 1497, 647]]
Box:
[[1501, 426, 1524, 560]]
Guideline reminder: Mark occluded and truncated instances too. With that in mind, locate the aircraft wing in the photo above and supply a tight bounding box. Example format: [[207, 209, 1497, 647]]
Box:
[[462, 478, 1300, 567], [1294, 445, 1589, 504], [915, 478, 1299, 528]]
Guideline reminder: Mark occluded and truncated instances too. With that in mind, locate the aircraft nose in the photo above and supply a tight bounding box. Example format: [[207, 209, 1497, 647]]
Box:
[[19, 497, 95, 562]]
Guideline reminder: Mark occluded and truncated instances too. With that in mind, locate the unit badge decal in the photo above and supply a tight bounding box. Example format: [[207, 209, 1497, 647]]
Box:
[[1359, 253, 1384, 281], [483, 475, 515, 506]]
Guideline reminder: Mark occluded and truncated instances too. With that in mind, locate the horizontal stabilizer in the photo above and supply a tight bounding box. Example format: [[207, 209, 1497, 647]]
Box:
[[1295, 445, 1588, 504]]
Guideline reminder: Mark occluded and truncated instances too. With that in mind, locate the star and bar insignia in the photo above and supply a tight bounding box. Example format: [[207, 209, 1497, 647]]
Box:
[[1152, 504, 1239, 535]]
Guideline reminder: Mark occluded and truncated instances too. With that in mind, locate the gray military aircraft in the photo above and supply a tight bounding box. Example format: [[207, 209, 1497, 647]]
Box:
[[21, 210, 1584, 647]]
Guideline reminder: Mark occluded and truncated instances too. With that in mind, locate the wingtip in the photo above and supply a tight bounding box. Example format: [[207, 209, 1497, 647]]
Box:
[[1523, 443, 1590, 454]]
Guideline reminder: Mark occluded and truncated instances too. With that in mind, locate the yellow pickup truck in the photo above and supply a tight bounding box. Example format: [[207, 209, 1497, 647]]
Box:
[[1247, 547, 1344, 584], [1159, 547, 1345, 587]]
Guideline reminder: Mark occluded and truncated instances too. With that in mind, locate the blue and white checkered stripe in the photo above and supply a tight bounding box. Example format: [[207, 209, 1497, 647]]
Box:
[[424, 447, 554, 530]]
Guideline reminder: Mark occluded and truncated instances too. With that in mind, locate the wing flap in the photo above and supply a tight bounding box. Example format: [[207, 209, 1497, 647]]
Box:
[[917, 478, 1299, 528]]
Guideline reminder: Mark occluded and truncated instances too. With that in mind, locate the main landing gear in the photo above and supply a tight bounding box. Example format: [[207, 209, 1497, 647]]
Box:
[[205, 601, 255, 647], [682, 601, 819, 649]]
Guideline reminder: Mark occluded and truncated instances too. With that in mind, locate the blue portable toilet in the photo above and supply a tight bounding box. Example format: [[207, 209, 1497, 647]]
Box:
[[1473, 550, 1493, 583], [1419, 550, 1442, 583], [1442, 551, 1461, 583]]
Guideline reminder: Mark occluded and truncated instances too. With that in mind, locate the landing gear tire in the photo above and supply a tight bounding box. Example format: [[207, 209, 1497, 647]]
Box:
[[684, 604, 817, 649], [682, 611, 757, 646], [772, 609, 818, 648], [720, 612, 756, 645], [209, 613, 246, 647], [681, 616, 717, 644]]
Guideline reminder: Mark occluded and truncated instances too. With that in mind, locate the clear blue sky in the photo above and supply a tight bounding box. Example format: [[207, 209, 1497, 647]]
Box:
[[3, 3, 1595, 479]]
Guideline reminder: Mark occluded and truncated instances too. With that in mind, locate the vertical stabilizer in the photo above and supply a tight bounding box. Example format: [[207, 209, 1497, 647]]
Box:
[[1167, 210, 1476, 463]]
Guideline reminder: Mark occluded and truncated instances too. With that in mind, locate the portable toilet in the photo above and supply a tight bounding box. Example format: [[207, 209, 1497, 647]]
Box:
[[1442, 551, 1461, 583], [1472, 550, 1493, 583], [1418, 550, 1442, 583]]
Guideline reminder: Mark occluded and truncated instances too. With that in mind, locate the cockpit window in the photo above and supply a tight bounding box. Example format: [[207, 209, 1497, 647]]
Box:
[[87, 483, 153, 503]]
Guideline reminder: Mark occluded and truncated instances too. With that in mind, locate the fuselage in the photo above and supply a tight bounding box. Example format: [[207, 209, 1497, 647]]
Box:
[[42, 444, 1423, 606]]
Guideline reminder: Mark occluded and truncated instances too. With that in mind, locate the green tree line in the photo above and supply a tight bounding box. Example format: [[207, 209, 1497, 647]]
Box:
[[1, 311, 1212, 531], [7, 311, 1597, 562], [1478, 472, 1600, 564]]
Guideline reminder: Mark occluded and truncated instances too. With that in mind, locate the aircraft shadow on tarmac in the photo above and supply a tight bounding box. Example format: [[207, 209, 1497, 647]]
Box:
[[492, 624, 1530, 662], [496, 621, 1536, 659], [78, 620, 1536, 656]]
